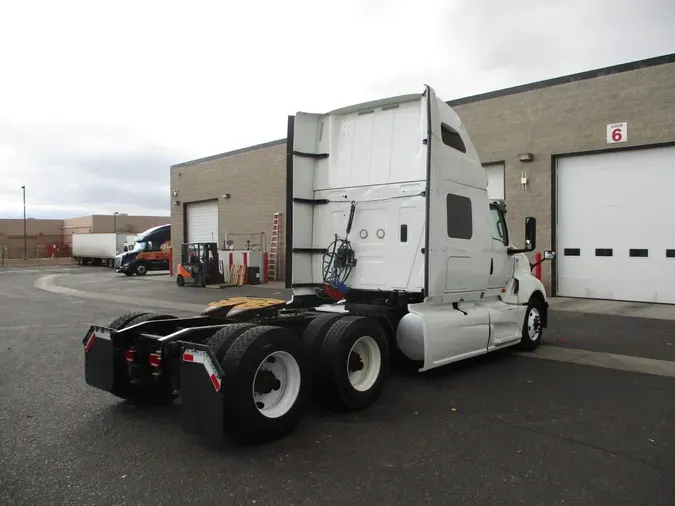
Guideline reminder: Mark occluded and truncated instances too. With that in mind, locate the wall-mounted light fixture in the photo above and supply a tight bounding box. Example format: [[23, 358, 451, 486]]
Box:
[[222, 193, 231, 199], [173, 200, 181, 206], [172, 189, 179, 196], [521, 171, 528, 190], [518, 152, 534, 162]]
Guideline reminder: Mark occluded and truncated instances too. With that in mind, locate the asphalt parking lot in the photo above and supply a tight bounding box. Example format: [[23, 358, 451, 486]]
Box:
[[1, 266, 674, 505]]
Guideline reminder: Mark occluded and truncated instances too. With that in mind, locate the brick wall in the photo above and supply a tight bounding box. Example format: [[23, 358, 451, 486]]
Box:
[[451, 61, 675, 293], [170, 140, 287, 278]]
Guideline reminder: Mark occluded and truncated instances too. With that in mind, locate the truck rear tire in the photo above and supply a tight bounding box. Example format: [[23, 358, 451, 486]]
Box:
[[125, 312, 177, 327], [301, 312, 347, 394], [206, 323, 257, 362], [318, 316, 390, 412], [219, 325, 312, 443], [108, 311, 151, 330]]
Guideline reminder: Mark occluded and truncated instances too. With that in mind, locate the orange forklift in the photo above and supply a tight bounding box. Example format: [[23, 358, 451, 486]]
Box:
[[175, 242, 224, 287]]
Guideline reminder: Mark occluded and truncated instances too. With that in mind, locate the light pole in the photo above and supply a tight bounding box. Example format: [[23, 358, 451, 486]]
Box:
[[113, 211, 119, 234], [21, 186, 26, 260]]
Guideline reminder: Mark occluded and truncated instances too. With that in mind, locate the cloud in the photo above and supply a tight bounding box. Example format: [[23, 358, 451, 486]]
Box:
[[448, 0, 675, 86], [0, 0, 673, 219], [0, 120, 184, 218]]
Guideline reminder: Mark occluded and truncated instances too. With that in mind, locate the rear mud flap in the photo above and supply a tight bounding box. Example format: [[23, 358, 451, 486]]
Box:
[[179, 343, 226, 443], [82, 326, 116, 392]]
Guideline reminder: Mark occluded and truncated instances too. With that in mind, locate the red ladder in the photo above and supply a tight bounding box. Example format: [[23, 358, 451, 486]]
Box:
[[268, 213, 281, 281]]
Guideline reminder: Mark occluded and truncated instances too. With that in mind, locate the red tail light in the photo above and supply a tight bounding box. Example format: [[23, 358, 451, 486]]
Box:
[[148, 353, 161, 367], [124, 349, 135, 363]]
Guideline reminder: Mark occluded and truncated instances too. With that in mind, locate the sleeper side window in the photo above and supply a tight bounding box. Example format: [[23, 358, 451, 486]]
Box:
[[447, 193, 473, 240], [441, 123, 467, 153]]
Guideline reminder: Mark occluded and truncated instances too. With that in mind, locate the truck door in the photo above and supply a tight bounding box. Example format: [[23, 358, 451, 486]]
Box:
[[417, 87, 492, 369], [487, 205, 514, 292], [424, 86, 491, 300]]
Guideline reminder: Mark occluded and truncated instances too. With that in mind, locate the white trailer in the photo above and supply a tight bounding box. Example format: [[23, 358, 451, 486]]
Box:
[[72, 233, 128, 267], [81, 86, 555, 444]]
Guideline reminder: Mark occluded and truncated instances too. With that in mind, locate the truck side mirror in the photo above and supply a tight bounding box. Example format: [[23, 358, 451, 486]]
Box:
[[524, 216, 536, 252], [509, 216, 537, 255]]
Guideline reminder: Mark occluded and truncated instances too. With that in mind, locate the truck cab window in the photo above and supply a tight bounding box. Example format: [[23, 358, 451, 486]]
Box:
[[490, 208, 508, 246]]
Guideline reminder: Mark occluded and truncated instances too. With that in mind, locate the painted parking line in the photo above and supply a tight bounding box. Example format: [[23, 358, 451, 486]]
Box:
[[0, 269, 43, 274], [34, 274, 206, 313], [0, 323, 74, 331], [0, 268, 78, 275], [517, 345, 675, 378]]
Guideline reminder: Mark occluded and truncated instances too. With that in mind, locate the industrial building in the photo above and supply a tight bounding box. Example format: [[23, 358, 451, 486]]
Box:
[[170, 53, 675, 304], [0, 214, 169, 260]]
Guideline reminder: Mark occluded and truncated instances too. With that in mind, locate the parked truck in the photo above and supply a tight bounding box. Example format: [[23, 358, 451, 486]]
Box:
[[81, 86, 555, 444], [72, 233, 128, 267], [113, 224, 171, 276]]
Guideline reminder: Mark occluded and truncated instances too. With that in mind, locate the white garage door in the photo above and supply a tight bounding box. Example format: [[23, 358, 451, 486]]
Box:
[[556, 145, 675, 304], [186, 200, 219, 244], [484, 163, 505, 200]]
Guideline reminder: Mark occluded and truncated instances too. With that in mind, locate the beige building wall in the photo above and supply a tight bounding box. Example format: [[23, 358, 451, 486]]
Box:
[[0, 218, 65, 258], [449, 57, 675, 293], [61, 216, 94, 242], [170, 140, 287, 278], [1, 214, 171, 258], [61, 215, 169, 245], [90, 215, 170, 235]]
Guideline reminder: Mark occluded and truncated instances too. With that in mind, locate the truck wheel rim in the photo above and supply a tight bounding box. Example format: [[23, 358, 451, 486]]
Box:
[[252, 351, 301, 419], [347, 336, 381, 392], [138, 265, 146, 274], [528, 308, 541, 341]]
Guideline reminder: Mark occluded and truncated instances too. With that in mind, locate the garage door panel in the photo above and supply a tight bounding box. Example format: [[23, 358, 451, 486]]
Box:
[[556, 146, 675, 304], [186, 200, 219, 244]]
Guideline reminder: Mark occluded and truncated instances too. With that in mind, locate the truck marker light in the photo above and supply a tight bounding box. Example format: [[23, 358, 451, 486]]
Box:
[[148, 353, 161, 367], [182, 349, 221, 391]]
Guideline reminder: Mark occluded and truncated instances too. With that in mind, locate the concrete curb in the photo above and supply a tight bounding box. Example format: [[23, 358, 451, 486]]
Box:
[[34, 274, 207, 313]]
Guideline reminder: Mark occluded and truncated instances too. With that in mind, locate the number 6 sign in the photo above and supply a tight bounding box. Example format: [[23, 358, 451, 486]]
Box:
[[607, 122, 628, 144]]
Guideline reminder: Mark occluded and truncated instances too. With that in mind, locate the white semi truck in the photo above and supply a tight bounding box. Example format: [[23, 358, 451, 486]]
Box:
[[72, 233, 131, 267], [81, 86, 555, 444]]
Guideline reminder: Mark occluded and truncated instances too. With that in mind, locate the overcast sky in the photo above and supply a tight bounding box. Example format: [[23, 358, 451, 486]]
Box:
[[0, 0, 673, 219]]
